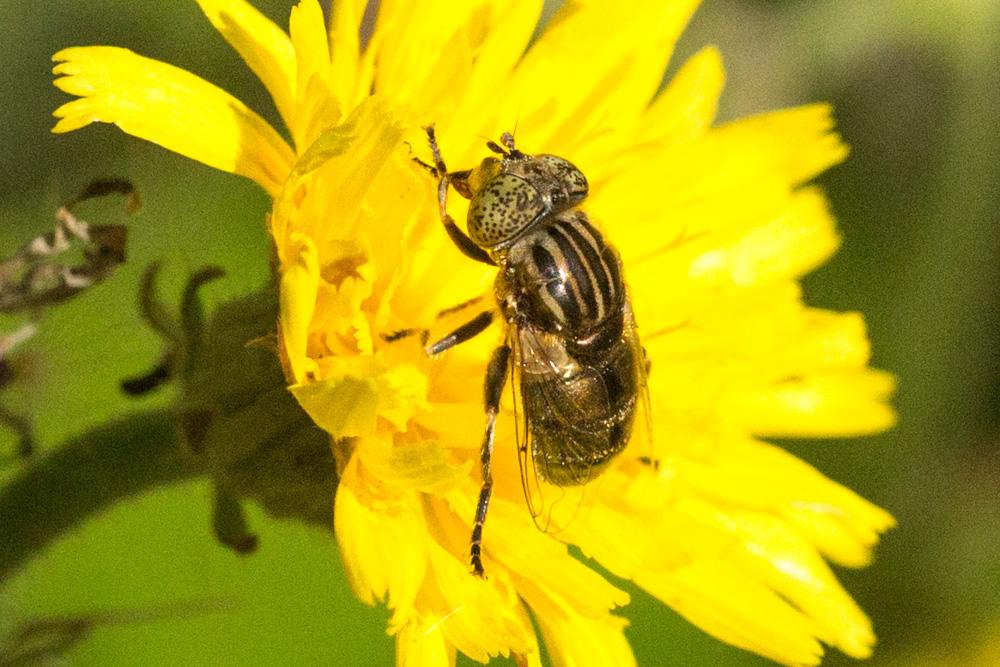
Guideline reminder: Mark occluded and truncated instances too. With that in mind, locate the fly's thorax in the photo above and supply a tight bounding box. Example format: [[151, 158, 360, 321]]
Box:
[[464, 151, 588, 249], [497, 211, 625, 340]]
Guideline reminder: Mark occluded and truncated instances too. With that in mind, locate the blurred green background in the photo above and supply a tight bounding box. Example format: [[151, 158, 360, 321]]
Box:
[[1, 0, 997, 665]]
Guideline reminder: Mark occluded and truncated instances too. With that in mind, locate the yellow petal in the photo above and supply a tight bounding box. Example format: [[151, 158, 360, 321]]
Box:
[[563, 500, 673, 581], [335, 465, 428, 628], [680, 438, 896, 568], [626, 187, 840, 298], [52, 46, 294, 196], [268, 120, 357, 261], [374, 0, 491, 114], [290, 356, 428, 439], [715, 104, 849, 187], [329, 0, 369, 110], [693, 188, 840, 284], [643, 290, 877, 398], [194, 0, 297, 132], [516, 574, 635, 667], [639, 45, 725, 146], [784, 505, 882, 569], [643, 282, 802, 365], [575, 44, 724, 189], [396, 619, 454, 667], [723, 369, 898, 437], [312, 267, 376, 355], [784, 309, 875, 372], [289, 0, 338, 148], [419, 500, 535, 662], [642, 559, 825, 667], [356, 434, 468, 496], [601, 104, 844, 218], [681, 500, 879, 659], [504, 0, 700, 154], [592, 104, 846, 262], [285, 97, 407, 253], [446, 0, 544, 150], [447, 491, 629, 620], [279, 232, 320, 383], [290, 0, 330, 90]]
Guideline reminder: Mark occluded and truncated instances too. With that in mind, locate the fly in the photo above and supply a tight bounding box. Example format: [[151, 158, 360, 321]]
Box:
[[418, 127, 645, 577]]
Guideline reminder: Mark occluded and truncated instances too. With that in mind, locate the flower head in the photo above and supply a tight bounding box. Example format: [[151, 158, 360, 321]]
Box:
[[52, 1, 896, 665]]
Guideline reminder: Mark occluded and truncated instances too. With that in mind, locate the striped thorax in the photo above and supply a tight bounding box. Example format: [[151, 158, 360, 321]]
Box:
[[501, 210, 625, 340]]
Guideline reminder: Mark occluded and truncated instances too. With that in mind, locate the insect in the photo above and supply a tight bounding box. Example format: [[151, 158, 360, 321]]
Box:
[[419, 127, 645, 577], [0, 178, 134, 316], [0, 178, 135, 460]]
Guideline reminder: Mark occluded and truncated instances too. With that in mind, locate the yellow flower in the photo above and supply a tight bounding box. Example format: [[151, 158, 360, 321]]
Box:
[[52, 1, 896, 665]]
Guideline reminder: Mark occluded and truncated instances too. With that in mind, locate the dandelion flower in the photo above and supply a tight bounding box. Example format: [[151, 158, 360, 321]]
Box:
[[52, 1, 896, 665]]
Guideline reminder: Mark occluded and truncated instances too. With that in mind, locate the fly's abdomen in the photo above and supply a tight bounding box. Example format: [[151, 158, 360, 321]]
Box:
[[506, 211, 624, 338], [522, 333, 638, 486]]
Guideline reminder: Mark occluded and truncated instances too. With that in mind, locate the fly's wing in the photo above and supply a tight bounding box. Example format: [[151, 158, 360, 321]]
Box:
[[512, 320, 639, 535], [623, 298, 655, 464], [508, 326, 546, 526]]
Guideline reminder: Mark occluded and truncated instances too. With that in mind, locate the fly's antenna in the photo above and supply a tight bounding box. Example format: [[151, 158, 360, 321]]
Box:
[[499, 129, 523, 160], [507, 110, 524, 158], [485, 139, 507, 156]]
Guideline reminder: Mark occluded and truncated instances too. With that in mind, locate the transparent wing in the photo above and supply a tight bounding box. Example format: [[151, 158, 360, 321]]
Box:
[[511, 307, 644, 535], [508, 327, 546, 526], [624, 299, 655, 464]]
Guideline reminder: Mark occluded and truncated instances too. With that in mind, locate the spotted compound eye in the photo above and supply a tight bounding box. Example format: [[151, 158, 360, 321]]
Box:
[[538, 154, 588, 204], [467, 173, 545, 247]]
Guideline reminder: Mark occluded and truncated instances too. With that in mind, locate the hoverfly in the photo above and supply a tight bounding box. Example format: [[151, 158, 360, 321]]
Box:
[[418, 127, 645, 577]]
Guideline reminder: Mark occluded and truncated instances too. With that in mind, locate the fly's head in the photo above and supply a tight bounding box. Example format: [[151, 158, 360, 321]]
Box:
[[455, 133, 589, 250]]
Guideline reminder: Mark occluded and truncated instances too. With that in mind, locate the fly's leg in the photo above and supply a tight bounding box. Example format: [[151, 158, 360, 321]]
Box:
[[425, 311, 493, 356], [471, 344, 510, 577], [423, 126, 496, 267], [435, 294, 486, 318], [424, 311, 505, 577], [381, 296, 487, 346], [381, 328, 430, 345], [392, 308, 492, 353]]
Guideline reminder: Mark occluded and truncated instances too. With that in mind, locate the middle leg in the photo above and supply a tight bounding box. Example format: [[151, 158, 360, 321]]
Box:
[[425, 310, 494, 356], [380, 295, 487, 346]]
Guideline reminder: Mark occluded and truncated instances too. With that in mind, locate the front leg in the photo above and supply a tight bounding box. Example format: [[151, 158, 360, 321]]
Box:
[[423, 126, 496, 267]]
